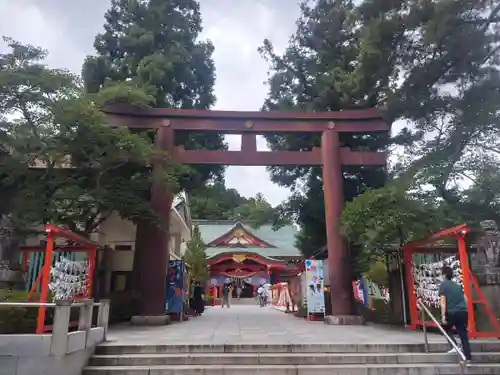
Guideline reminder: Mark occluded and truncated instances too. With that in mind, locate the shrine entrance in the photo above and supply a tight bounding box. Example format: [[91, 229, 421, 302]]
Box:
[[103, 104, 389, 322], [232, 279, 253, 299], [196, 220, 303, 303]]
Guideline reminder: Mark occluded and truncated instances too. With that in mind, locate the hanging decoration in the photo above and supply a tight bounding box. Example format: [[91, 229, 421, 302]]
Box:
[[219, 270, 257, 278], [412, 255, 462, 308], [48, 257, 90, 301]]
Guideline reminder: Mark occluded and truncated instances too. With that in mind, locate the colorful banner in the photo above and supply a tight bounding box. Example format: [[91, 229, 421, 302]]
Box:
[[165, 260, 185, 314], [305, 259, 325, 314]]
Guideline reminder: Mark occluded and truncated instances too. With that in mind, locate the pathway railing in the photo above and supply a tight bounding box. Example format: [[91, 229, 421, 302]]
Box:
[[0, 299, 110, 354], [417, 299, 465, 375]]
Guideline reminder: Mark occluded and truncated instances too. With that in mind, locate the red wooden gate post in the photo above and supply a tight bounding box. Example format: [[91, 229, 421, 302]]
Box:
[[132, 125, 173, 323], [36, 228, 54, 334], [456, 232, 476, 335], [321, 129, 360, 324]]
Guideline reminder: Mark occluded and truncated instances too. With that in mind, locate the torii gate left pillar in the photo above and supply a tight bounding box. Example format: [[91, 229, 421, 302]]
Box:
[[131, 124, 174, 325]]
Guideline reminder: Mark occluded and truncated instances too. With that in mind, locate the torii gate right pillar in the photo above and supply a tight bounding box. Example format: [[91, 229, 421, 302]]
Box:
[[322, 129, 364, 325]]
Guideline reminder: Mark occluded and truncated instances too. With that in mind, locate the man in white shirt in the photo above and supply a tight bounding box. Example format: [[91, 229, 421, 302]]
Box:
[[257, 285, 266, 307]]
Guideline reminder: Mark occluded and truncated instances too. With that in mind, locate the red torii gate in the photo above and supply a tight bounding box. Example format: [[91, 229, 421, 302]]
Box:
[[17, 224, 97, 334], [102, 104, 389, 322], [403, 223, 500, 338]]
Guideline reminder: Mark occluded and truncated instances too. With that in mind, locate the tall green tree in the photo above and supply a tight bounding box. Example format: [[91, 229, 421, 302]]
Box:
[[189, 182, 248, 220], [340, 184, 464, 273], [0, 38, 175, 267], [229, 193, 291, 228], [259, 0, 388, 258], [82, 0, 226, 189], [261, 0, 500, 260], [387, 0, 500, 226], [189, 184, 288, 226], [183, 224, 208, 282]]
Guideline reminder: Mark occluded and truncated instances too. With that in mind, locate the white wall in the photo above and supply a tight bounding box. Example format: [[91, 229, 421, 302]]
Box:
[[98, 212, 136, 272], [98, 210, 192, 274]]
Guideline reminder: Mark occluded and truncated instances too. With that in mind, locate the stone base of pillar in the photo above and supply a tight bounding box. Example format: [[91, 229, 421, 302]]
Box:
[[324, 315, 365, 326], [131, 315, 171, 326]]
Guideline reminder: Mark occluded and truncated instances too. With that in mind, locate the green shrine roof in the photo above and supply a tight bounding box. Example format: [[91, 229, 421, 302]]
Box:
[[193, 220, 303, 260]]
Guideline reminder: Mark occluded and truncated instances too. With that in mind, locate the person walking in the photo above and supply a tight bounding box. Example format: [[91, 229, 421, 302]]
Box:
[[191, 281, 205, 316], [439, 266, 472, 366], [221, 283, 231, 308], [236, 286, 242, 300], [257, 285, 265, 307], [228, 283, 234, 306]]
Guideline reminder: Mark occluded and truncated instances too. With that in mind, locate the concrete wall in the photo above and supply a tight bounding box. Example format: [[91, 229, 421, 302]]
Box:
[[0, 299, 110, 375], [0, 328, 104, 375]]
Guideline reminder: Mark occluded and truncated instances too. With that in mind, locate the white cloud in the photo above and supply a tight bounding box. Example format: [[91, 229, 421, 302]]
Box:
[[0, 0, 301, 206]]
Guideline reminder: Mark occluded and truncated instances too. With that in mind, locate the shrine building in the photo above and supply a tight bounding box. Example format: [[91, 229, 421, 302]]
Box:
[[195, 220, 304, 298]]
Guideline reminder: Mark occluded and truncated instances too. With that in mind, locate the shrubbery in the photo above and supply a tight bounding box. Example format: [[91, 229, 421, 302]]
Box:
[[0, 289, 51, 334], [204, 295, 214, 304], [356, 299, 404, 326]]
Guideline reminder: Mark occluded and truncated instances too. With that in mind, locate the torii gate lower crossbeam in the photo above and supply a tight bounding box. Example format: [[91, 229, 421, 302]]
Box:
[[102, 105, 390, 324]]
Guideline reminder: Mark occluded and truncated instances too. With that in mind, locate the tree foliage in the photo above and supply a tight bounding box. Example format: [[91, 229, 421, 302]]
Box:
[[183, 225, 208, 282], [365, 261, 388, 288], [189, 183, 289, 227], [261, 0, 500, 263], [189, 183, 248, 220], [230, 193, 291, 228], [340, 184, 463, 272], [0, 38, 177, 241], [82, 0, 226, 189], [259, 0, 388, 258]]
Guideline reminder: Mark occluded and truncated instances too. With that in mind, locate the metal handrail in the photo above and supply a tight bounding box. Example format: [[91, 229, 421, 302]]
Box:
[[417, 300, 466, 374], [0, 302, 57, 307], [0, 301, 104, 308]]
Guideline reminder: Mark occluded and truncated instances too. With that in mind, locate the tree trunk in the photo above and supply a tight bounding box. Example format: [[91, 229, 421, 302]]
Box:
[[0, 215, 26, 290]]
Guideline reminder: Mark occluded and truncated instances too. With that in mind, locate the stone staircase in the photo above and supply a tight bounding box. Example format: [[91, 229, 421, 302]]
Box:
[[83, 342, 500, 375]]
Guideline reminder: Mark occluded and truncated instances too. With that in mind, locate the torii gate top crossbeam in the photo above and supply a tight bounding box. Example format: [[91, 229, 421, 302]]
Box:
[[102, 104, 390, 166], [102, 104, 389, 134]]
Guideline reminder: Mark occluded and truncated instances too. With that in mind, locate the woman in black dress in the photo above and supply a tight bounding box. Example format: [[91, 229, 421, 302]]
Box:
[[191, 281, 205, 315]]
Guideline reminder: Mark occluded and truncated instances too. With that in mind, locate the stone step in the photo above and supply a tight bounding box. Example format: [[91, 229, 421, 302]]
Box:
[[82, 363, 500, 375], [95, 341, 500, 354], [89, 351, 500, 366]]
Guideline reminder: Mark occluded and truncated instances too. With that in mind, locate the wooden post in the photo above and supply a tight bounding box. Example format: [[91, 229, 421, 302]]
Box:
[[87, 247, 96, 298], [404, 246, 418, 330], [36, 229, 54, 334], [457, 233, 476, 335], [133, 125, 173, 319], [321, 130, 355, 317]]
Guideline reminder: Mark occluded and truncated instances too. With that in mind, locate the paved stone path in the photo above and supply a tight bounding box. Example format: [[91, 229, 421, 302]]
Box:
[[107, 305, 445, 345]]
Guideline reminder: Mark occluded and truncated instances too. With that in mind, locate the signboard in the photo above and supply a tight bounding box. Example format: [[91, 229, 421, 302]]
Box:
[[305, 259, 325, 314], [165, 260, 185, 314]]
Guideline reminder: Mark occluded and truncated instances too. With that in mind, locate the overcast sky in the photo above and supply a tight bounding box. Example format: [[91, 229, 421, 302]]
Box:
[[0, 0, 303, 206]]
